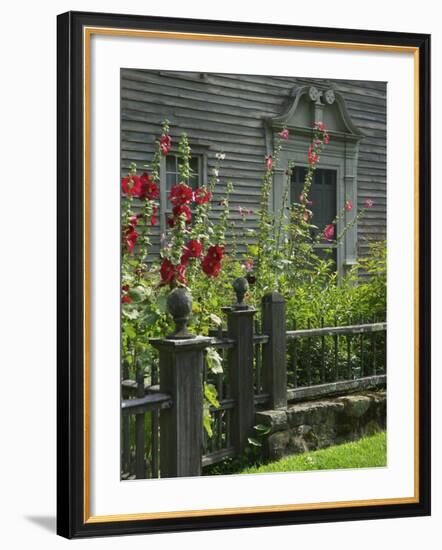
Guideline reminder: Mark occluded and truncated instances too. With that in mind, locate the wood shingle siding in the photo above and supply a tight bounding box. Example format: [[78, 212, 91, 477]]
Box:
[[121, 70, 386, 260]]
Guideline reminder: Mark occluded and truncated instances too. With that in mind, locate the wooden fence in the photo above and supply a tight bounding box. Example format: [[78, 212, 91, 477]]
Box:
[[121, 281, 386, 480]]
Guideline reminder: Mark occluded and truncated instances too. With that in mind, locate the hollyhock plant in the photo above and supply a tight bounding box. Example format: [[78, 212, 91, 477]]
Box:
[[159, 133, 172, 155], [194, 187, 212, 205], [324, 224, 335, 241], [169, 183, 193, 206]]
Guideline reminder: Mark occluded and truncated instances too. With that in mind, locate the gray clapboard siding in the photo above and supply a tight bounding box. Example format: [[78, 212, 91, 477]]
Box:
[[121, 70, 386, 263]]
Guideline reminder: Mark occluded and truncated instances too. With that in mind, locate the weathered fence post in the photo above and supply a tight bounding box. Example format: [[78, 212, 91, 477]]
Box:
[[262, 292, 287, 409], [150, 288, 211, 478], [225, 277, 256, 453]]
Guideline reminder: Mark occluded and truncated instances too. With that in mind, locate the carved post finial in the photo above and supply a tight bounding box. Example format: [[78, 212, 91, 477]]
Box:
[[166, 287, 194, 339], [232, 277, 249, 310]]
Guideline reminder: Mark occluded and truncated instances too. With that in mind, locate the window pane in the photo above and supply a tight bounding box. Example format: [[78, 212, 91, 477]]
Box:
[[291, 167, 337, 233], [166, 155, 177, 172]]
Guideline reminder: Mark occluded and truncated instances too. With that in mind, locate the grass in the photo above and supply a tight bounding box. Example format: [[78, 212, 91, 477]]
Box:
[[240, 431, 387, 475]]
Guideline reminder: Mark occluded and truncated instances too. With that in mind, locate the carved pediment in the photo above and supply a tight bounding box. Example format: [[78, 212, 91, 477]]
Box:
[[269, 85, 363, 140]]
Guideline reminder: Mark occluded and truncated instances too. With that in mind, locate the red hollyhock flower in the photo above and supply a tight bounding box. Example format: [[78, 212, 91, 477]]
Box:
[[128, 215, 138, 227], [206, 244, 224, 261], [159, 133, 172, 155], [121, 175, 142, 196], [139, 172, 159, 200], [169, 183, 193, 206], [201, 256, 222, 278], [160, 258, 175, 284], [279, 128, 289, 140], [324, 224, 335, 241], [183, 239, 203, 260], [122, 284, 129, 292], [176, 263, 187, 285], [125, 229, 139, 253], [265, 154, 273, 171], [121, 294, 132, 304], [150, 204, 158, 226], [194, 187, 212, 205], [308, 144, 318, 165], [345, 200, 353, 212], [168, 204, 192, 227]]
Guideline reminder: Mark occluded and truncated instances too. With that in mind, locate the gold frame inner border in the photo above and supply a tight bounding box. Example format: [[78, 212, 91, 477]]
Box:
[[82, 26, 420, 524]]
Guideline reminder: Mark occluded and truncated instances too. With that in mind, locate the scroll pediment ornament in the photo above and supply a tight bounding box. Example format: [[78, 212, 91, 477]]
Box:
[[267, 85, 363, 139]]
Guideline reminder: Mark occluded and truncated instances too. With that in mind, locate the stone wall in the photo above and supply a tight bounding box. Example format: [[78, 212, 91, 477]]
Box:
[[255, 391, 386, 460]]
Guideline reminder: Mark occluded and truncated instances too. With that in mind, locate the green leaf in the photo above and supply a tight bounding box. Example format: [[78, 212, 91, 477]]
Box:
[[204, 382, 220, 409], [124, 324, 136, 339], [205, 347, 223, 374], [203, 409, 213, 437], [247, 437, 262, 447], [122, 308, 140, 320], [128, 286, 144, 303]]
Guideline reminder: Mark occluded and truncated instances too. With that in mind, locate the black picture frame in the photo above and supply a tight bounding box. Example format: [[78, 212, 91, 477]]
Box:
[[57, 10, 431, 539]]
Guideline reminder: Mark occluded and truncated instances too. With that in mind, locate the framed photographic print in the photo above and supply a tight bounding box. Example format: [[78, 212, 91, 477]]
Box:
[[57, 10, 431, 538]]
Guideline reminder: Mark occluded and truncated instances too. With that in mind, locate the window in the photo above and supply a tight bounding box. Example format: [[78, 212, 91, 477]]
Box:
[[291, 166, 338, 266], [266, 84, 363, 276]]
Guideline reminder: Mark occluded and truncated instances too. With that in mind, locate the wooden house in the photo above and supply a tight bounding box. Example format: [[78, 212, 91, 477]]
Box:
[[121, 70, 386, 275]]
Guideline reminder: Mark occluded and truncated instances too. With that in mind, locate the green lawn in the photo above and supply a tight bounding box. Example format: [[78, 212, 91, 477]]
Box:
[[241, 431, 387, 475]]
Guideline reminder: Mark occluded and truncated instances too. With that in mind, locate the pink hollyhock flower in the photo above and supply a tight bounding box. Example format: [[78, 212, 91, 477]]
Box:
[[315, 121, 325, 132], [365, 199, 374, 209], [279, 128, 289, 140], [243, 259, 254, 272], [303, 210, 312, 222], [308, 144, 318, 165], [265, 155, 273, 171], [169, 183, 193, 206], [324, 224, 335, 241], [159, 134, 172, 155], [345, 200, 353, 212], [194, 187, 212, 205], [323, 132, 330, 145]]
